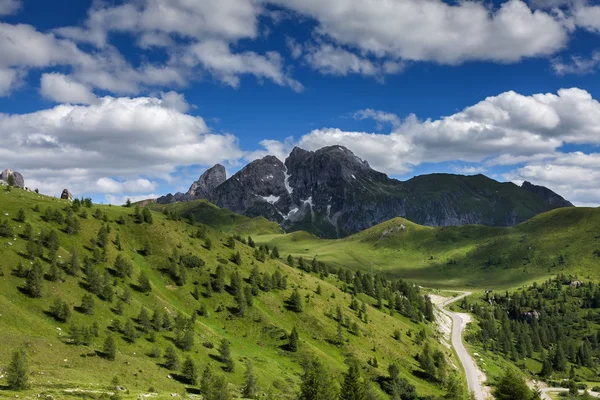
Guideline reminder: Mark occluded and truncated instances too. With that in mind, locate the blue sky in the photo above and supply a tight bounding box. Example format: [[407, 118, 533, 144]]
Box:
[[2, 0, 600, 206]]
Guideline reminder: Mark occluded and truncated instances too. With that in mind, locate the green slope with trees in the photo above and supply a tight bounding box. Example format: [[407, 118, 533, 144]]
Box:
[[0, 187, 464, 399], [257, 207, 600, 289]]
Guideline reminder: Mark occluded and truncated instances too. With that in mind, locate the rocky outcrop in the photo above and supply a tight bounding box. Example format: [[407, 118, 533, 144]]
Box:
[[61, 189, 73, 201], [155, 145, 574, 238], [0, 169, 24, 189], [157, 164, 227, 204], [521, 181, 574, 208]]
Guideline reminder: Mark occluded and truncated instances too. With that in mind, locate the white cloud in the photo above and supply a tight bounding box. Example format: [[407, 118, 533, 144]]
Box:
[[552, 50, 600, 75], [84, 0, 261, 44], [159, 91, 190, 113], [0, 95, 244, 199], [0, 0, 21, 16], [573, 3, 600, 32], [40, 73, 97, 104], [0, 67, 22, 96], [258, 88, 600, 175], [95, 177, 158, 194], [304, 43, 379, 76], [505, 152, 600, 206], [181, 40, 303, 91], [354, 108, 401, 129], [271, 0, 568, 64]]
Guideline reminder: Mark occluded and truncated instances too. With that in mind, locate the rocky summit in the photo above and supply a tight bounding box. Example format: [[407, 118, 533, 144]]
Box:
[[157, 145, 573, 238], [0, 169, 25, 189]]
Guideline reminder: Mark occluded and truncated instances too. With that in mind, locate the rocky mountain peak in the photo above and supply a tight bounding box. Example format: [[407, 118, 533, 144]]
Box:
[[521, 181, 574, 208], [0, 168, 25, 189], [187, 164, 227, 198]]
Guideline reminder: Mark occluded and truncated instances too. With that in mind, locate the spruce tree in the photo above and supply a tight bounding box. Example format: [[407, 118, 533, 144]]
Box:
[[164, 344, 180, 370], [219, 339, 234, 372], [103, 335, 117, 361], [242, 360, 257, 399], [288, 326, 299, 352], [339, 361, 366, 400], [493, 368, 532, 400], [288, 288, 303, 312], [6, 348, 29, 390], [181, 356, 198, 385], [138, 271, 151, 293], [298, 357, 337, 400], [24, 260, 43, 298]]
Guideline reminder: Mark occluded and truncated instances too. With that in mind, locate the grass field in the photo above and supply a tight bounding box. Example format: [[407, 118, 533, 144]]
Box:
[[256, 207, 600, 289], [0, 188, 451, 399]]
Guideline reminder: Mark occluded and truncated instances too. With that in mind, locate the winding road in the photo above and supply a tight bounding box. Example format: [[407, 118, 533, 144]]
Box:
[[437, 292, 600, 400], [436, 292, 485, 400]]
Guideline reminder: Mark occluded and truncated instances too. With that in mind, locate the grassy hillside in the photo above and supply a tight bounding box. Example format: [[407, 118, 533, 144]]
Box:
[[257, 207, 600, 289], [0, 188, 453, 399], [146, 199, 282, 236]]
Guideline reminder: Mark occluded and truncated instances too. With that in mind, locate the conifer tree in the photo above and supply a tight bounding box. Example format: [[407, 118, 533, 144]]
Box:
[[242, 360, 257, 399], [103, 335, 116, 361], [24, 260, 43, 298], [288, 288, 303, 312], [289, 326, 299, 352], [182, 356, 198, 385], [339, 361, 366, 400], [298, 357, 337, 400], [6, 348, 29, 390], [219, 339, 234, 372], [164, 344, 180, 370], [138, 271, 151, 293]]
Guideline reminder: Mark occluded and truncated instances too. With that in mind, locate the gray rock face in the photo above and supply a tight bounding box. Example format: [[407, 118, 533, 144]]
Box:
[[156, 145, 574, 238], [187, 164, 227, 199], [61, 189, 73, 201], [0, 169, 24, 189], [521, 181, 574, 208], [156, 164, 226, 204]]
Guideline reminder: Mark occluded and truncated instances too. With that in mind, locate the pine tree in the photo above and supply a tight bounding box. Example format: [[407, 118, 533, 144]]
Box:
[[419, 342, 436, 380], [68, 247, 80, 276], [493, 368, 532, 400], [16, 208, 26, 223], [80, 294, 95, 315], [298, 357, 337, 400], [181, 356, 198, 385], [164, 344, 180, 370], [114, 254, 132, 278], [339, 361, 366, 400], [124, 320, 137, 343], [288, 288, 303, 312], [6, 348, 29, 390], [200, 365, 213, 395], [24, 260, 43, 298], [219, 339, 234, 372], [138, 271, 151, 293], [213, 265, 225, 292], [242, 360, 258, 399], [288, 326, 299, 352], [103, 335, 117, 361]]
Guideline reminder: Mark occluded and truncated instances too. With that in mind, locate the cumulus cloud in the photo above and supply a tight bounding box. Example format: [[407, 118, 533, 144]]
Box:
[[180, 40, 303, 91], [271, 0, 568, 64], [0, 67, 22, 96], [552, 50, 600, 75], [354, 109, 401, 129], [505, 152, 600, 206], [0, 95, 244, 199], [40, 73, 97, 104], [258, 88, 600, 175], [0, 0, 21, 16]]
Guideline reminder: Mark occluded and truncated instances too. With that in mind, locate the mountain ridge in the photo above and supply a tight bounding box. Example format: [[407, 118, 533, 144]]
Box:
[[157, 145, 573, 238]]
